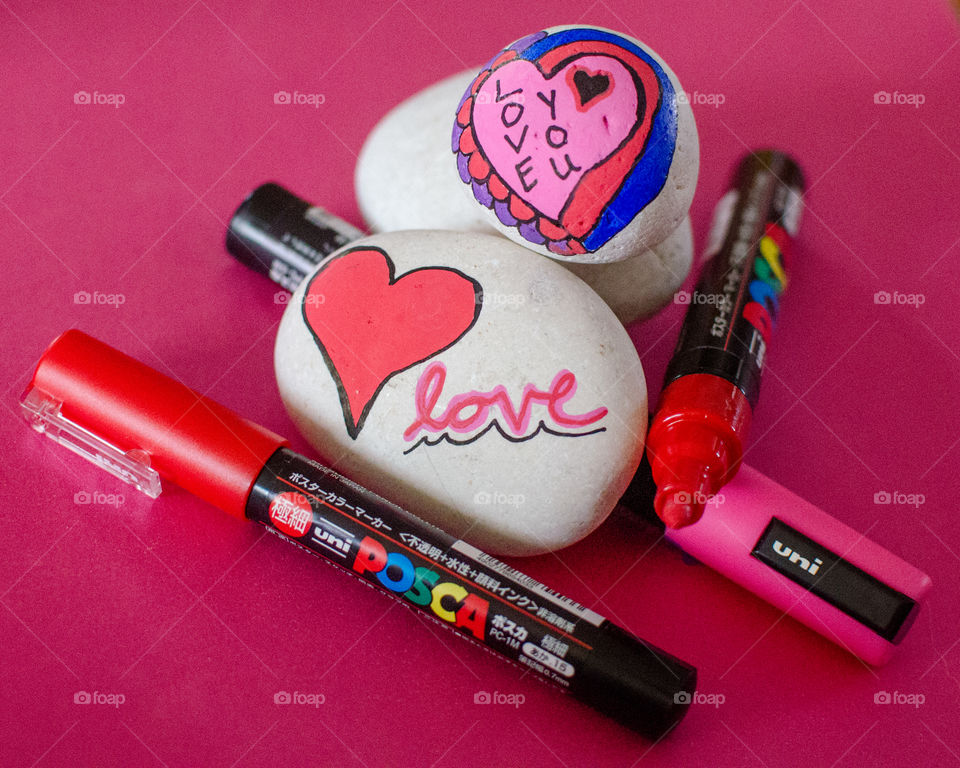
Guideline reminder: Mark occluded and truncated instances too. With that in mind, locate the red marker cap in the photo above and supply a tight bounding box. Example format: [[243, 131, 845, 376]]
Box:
[[648, 150, 803, 528], [23, 329, 287, 519], [647, 374, 751, 528]]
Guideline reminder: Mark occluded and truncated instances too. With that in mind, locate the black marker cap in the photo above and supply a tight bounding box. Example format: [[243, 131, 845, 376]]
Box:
[[226, 182, 363, 292], [579, 622, 697, 738]]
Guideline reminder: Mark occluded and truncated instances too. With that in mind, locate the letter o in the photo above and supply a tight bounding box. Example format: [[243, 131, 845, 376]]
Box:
[[501, 102, 524, 128], [375, 552, 416, 593], [748, 278, 779, 317], [546, 125, 568, 148]]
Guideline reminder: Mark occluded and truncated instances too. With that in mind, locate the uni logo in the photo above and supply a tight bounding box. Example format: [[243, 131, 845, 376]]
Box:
[[743, 222, 789, 344], [772, 540, 823, 575], [352, 536, 489, 640], [312, 517, 355, 559]]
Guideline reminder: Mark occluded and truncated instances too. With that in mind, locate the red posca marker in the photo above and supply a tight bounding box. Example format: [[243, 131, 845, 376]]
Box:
[[21, 330, 697, 740], [648, 150, 804, 528]]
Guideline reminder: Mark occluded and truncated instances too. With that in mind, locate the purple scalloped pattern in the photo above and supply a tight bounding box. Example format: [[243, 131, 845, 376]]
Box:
[[493, 199, 517, 227]]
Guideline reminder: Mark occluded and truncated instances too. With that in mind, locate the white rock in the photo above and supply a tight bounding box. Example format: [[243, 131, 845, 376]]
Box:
[[562, 215, 693, 325], [274, 230, 647, 556], [356, 70, 486, 234], [356, 65, 694, 324], [453, 26, 698, 263]]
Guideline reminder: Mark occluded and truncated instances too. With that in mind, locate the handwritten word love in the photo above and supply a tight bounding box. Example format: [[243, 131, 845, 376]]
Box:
[[403, 361, 608, 444]]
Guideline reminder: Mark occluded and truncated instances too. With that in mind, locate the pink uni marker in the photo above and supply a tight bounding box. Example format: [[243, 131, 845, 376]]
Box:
[[622, 454, 932, 666]]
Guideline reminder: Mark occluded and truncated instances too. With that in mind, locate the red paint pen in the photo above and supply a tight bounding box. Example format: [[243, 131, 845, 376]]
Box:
[[21, 330, 696, 739], [647, 150, 804, 528]]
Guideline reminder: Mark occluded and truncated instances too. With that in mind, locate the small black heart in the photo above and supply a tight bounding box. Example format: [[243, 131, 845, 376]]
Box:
[[572, 69, 610, 107]]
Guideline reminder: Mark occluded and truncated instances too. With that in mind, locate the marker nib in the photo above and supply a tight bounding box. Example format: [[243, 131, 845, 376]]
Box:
[[656, 492, 705, 529]]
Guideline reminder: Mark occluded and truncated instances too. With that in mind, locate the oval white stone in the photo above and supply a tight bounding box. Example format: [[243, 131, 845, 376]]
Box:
[[562, 216, 693, 325], [275, 230, 647, 556], [357, 70, 484, 234]]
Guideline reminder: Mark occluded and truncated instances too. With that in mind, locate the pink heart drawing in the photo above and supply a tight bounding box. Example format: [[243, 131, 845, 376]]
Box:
[[470, 54, 639, 222]]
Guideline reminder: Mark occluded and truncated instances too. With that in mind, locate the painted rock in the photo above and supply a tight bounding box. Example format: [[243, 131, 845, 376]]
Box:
[[453, 26, 699, 263], [274, 230, 648, 556], [355, 65, 694, 323]]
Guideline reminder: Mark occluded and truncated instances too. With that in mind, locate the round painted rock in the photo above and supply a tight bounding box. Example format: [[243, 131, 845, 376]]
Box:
[[274, 230, 648, 556], [453, 26, 699, 263], [355, 66, 693, 324]]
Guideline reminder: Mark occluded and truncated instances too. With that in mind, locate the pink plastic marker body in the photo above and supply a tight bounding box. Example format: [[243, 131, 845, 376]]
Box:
[[664, 464, 932, 666]]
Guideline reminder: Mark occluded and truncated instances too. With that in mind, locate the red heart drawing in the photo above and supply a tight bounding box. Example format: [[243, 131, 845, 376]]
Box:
[[301, 247, 482, 439]]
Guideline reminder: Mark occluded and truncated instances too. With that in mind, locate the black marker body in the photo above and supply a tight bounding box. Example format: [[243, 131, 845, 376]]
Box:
[[663, 150, 805, 406], [245, 448, 696, 739]]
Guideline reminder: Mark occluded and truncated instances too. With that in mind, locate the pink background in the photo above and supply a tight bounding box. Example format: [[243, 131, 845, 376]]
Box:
[[2, 1, 959, 765]]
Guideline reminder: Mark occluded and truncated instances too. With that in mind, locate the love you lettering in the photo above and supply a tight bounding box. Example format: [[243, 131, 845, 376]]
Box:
[[473, 56, 638, 219]]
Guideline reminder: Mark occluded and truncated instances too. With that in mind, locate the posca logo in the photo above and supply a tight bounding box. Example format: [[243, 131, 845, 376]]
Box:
[[351, 536, 489, 641], [741, 222, 790, 345]]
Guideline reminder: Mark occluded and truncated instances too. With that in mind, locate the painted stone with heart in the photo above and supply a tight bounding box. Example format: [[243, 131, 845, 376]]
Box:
[[455, 26, 699, 263], [356, 66, 693, 324], [274, 229, 648, 556]]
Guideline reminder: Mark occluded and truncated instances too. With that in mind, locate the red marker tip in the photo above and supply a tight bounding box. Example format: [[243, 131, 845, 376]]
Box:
[[655, 490, 705, 529]]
